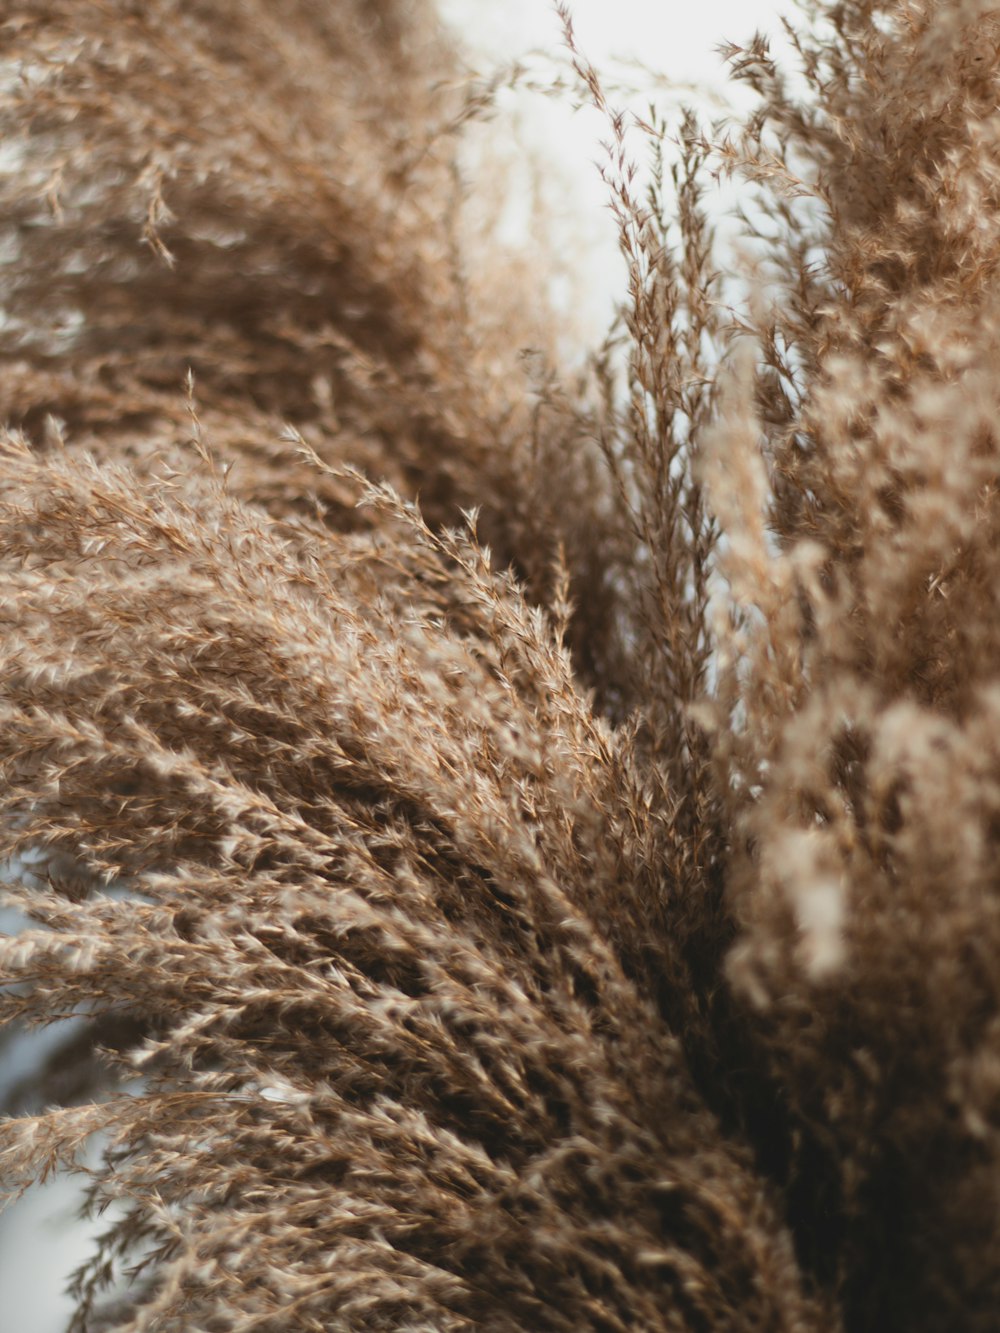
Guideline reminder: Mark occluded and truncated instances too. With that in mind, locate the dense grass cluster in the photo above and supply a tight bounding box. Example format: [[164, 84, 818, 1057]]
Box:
[[2, 1, 1000, 1328]]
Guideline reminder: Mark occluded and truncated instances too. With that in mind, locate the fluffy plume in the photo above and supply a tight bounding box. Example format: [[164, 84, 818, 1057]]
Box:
[[1, 1, 999, 1329]]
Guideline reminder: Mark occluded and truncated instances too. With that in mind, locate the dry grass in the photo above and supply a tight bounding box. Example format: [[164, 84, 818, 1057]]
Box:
[[1, 0, 999, 1329]]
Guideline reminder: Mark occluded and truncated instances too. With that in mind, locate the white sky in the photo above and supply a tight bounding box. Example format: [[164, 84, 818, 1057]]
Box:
[[439, 0, 786, 78], [439, 0, 795, 338]]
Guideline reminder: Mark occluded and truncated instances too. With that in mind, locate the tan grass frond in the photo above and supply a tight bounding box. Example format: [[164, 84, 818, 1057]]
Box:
[[3, 1, 1000, 1330]]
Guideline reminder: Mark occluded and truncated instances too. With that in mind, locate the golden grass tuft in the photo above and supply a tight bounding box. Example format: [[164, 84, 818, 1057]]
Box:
[[2, 1, 1000, 1328]]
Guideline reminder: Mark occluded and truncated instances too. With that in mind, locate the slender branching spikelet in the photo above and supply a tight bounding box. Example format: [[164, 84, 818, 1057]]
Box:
[[2, 0, 1000, 1329]]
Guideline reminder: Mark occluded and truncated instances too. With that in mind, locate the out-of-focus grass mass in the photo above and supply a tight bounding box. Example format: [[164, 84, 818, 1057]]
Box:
[[5, 1, 1000, 1332]]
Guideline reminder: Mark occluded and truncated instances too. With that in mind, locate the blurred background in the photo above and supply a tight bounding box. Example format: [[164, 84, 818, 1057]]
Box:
[[0, 1, 789, 1328], [437, 0, 796, 338]]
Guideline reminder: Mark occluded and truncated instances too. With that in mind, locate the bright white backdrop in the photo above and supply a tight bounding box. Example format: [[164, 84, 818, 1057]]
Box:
[[438, 0, 796, 338], [439, 0, 782, 81]]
